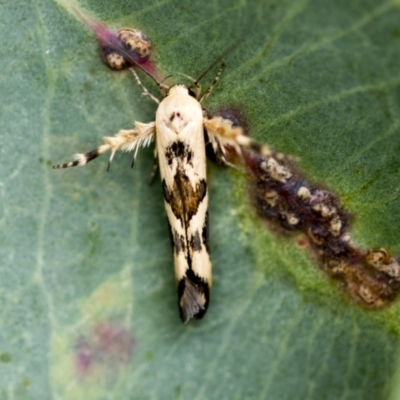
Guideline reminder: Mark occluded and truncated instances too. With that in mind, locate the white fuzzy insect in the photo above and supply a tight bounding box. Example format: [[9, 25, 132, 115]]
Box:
[[54, 64, 253, 322]]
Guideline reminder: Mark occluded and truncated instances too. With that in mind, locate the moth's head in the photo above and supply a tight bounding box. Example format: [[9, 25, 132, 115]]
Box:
[[167, 84, 197, 99]]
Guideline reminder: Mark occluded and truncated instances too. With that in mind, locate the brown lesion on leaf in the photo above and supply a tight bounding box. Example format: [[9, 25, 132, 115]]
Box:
[[325, 250, 400, 308], [118, 28, 152, 59], [102, 28, 153, 70], [241, 144, 400, 309]]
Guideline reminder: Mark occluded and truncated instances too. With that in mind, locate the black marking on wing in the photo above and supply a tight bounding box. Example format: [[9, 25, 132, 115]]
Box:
[[191, 230, 202, 252], [162, 179, 171, 204], [202, 211, 210, 253], [165, 140, 193, 166], [162, 172, 207, 223], [173, 229, 185, 254], [169, 111, 182, 121]]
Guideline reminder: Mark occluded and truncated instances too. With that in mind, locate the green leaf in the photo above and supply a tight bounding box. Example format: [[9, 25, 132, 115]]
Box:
[[1, 0, 400, 398]]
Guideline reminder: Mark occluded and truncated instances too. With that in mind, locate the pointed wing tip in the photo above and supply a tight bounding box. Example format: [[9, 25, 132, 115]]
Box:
[[179, 277, 209, 323]]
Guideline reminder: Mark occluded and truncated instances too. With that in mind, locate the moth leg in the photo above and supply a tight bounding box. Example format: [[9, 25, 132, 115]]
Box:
[[204, 129, 238, 169], [204, 115, 269, 167], [53, 121, 156, 171], [148, 146, 159, 185], [130, 68, 160, 104]]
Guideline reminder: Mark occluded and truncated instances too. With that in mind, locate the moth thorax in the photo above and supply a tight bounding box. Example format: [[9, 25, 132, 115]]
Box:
[[168, 85, 190, 97]]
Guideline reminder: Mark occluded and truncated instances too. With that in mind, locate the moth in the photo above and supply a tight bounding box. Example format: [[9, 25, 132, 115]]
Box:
[[54, 59, 256, 322]]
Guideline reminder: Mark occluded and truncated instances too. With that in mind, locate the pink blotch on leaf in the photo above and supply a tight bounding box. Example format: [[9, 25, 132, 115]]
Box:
[[75, 322, 135, 377]]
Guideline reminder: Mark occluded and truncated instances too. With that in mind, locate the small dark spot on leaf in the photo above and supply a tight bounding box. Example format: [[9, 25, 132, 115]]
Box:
[[21, 377, 31, 387], [175, 385, 183, 399], [84, 221, 101, 258], [0, 353, 11, 363], [297, 237, 308, 248], [392, 28, 400, 38], [38, 157, 52, 166]]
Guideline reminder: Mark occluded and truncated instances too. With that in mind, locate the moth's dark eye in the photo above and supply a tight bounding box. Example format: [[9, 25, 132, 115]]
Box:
[[188, 88, 197, 98]]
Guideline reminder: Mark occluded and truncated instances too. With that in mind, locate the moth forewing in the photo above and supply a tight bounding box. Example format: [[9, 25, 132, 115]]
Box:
[[155, 85, 212, 322]]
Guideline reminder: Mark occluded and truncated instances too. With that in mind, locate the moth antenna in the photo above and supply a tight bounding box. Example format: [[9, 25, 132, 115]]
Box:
[[189, 29, 243, 91], [199, 63, 225, 103], [188, 11, 252, 96], [158, 74, 173, 93]]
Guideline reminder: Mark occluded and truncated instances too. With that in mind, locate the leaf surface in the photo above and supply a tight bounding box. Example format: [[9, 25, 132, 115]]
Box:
[[1, 0, 400, 398]]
